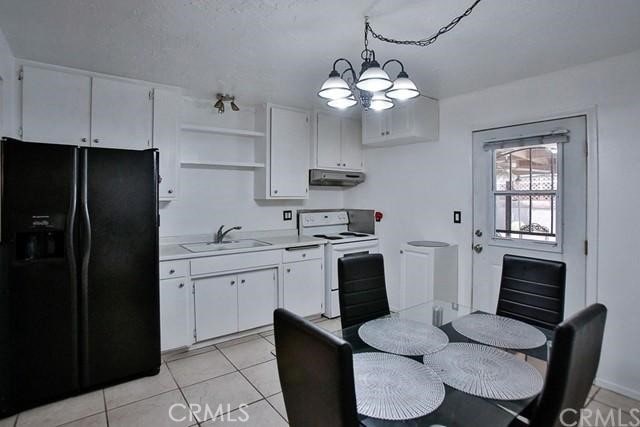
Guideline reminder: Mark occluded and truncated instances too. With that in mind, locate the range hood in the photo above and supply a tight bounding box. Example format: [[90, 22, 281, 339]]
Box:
[[309, 169, 365, 187]]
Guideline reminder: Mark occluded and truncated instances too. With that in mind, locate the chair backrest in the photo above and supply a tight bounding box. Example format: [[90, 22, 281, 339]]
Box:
[[273, 308, 360, 427], [338, 253, 390, 329], [497, 254, 566, 329], [529, 303, 607, 427]]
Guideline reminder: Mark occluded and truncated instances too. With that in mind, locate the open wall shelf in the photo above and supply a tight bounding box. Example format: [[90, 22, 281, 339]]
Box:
[[180, 123, 265, 138], [180, 160, 265, 169]]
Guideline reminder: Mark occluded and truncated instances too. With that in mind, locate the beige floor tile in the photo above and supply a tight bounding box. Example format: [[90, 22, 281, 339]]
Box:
[[204, 400, 287, 426], [167, 350, 236, 387], [589, 385, 600, 398], [219, 338, 275, 370], [104, 363, 178, 409], [593, 388, 640, 413], [316, 318, 342, 332], [582, 400, 636, 426], [266, 393, 288, 422], [163, 344, 217, 362], [0, 415, 16, 427], [216, 334, 262, 350], [263, 334, 276, 345], [241, 360, 281, 397], [16, 390, 104, 427], [59, 412, 107, 427], [259, 331, 274, 338], [108, 390, 193, 427], [181, 372, 262, 423]]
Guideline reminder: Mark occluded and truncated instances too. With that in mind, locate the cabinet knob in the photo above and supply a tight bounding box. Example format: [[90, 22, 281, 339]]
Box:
[[286, 268, 291, 273], [273, 189, 278, 194], [81, 137, 87, 143], [380, 132, 384, 136], [93, 138, 100, 143], [342, 163, 346, 167], [230, 280, 236, 286], [178, 283, 184, 288], [302, 253, 306, 258], [169, 269, 175, 274], [168, 189, 174, 194], [337, 162, 341, 166], [158, 175, 163, 183], [385, 131, 390, 135]]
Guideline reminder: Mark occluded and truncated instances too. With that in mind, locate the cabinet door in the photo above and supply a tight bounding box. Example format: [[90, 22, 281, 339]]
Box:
[[340, 117, 363, 170], [269, 107, 310, 198], [283, 259, 323, 317], [316, 112, 342, 169], [389, 102, 414, 139], [91, 77, 152, 150], [194, 275, 238, 341], [22, 66, 91, 146], [361, 109, 386, 145], [238, 269, 277, 331], [153, 88, 179, 200], [160, 278, 191, 350]]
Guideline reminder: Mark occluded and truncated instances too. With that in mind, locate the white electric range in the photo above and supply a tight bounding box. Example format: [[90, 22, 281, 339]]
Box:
[[298, 211, 379, 318]]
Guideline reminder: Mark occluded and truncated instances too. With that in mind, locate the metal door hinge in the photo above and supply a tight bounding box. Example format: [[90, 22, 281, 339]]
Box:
[[193, 329, 197, 340], [17, 127, 23, 138], [585, 143, 588, 157], [18, 68, 23, 81], [192, 285, 195, 295], [149, 90, 154, 100], [584, 240, 588, 256]]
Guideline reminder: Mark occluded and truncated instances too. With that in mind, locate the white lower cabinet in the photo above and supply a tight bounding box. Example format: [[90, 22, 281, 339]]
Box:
[[194, 274, 239, 342], [159, 278, 191, 351], [194, 268, 277, 341], [283, 259, 323, 317]]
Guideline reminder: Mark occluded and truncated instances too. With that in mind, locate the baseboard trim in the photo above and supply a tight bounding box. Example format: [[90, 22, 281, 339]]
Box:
[[595, 377, 640, 401]]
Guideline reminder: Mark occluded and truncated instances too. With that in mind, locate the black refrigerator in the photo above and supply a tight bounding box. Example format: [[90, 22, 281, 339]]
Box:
[[0, 138, 160, 416]]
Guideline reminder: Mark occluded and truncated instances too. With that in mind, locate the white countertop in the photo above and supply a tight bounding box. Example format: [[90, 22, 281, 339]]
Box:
[[160, 233, 327, 261]]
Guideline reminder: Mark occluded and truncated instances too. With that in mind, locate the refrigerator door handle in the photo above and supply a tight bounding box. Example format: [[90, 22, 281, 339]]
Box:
[[79, 149, 91, 384], [66, 149, 80, 386]]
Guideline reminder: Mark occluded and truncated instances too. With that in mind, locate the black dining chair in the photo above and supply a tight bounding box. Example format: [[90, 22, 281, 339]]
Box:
[[338, 253, 390, 329], [511, 303, 607, 427], [497, 254, 566, 329], [273, 308, 361, 427]]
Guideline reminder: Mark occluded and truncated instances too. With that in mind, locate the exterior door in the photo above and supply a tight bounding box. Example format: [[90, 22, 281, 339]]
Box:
[[238, 268, 277, 331], [472, 116, 587, 319]]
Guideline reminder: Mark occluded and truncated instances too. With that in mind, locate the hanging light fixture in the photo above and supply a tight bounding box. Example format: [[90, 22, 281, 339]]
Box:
[[317, 0, 483, 110], [214, 94, 240, 114]]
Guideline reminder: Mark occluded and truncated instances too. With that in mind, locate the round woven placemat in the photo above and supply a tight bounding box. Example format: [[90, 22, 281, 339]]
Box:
[[452, 313, 547, 349], [358, 317, 449, 356]]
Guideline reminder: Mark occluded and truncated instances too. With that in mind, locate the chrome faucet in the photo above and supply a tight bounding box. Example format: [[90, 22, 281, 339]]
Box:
[[214, 225, 242, 243]]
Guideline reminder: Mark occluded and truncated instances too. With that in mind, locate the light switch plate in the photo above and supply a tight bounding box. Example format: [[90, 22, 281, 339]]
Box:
[[453, 211, 461, 224], [283, 210, 293, 221]]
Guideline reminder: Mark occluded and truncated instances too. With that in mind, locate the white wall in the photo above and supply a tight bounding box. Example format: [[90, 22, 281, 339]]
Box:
[[159, 97, 344, 237], [348, 49, 640, 398], [0, 24, 15, 137]]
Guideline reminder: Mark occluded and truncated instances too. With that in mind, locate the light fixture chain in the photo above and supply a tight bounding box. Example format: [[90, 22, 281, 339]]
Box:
[[366, 0, 482, 47]]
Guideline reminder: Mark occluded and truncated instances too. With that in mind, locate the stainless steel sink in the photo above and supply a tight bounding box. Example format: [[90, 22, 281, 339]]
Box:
[[180, 239, 272, 253]]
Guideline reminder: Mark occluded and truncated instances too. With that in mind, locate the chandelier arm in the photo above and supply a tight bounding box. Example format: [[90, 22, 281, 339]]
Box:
[[365, 0, 482, 47], [332, 58, 358, 84], [381, 59, 405, 74]]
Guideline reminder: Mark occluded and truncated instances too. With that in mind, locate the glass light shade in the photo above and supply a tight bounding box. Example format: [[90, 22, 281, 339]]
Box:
[[356, 65, 393, 92], [318, 75, 352, 100], [369, 92, 394, 111], [386, 77, 420, 100], [327, 95, 357, 109]]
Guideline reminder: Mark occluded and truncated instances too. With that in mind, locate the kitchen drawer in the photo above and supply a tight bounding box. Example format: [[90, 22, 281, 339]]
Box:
[[190, 250, 281, 276], [160, 260, 187, 279], [282, 245, 323, 263]]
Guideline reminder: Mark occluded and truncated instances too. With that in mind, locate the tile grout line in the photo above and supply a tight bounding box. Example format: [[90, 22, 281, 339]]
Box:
[[165, 361, 202, 427], [102, 389, 110, 427]]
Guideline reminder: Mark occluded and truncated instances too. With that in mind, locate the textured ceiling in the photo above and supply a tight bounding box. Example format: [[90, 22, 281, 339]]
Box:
[[1, 0, 640, 108]]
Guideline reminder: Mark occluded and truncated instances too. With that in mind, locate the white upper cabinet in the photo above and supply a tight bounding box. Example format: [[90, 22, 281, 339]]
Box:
[[362, 96, 439, 147], [314, 111, 364, 171], [153, 88, 180, 200], [21, 66, 91, 146], [255, 104, 310, 200], [90, 77, 153, 150]]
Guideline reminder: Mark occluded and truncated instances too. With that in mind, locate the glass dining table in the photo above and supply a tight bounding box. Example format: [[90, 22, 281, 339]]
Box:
[[333, 299, 554, 427]]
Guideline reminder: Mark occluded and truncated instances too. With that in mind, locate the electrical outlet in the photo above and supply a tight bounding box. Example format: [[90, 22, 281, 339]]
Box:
[[453, 211, 461, 224], [283, 210, 293, 221]]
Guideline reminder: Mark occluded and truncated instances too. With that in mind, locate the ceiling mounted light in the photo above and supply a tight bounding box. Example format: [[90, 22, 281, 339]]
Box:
[[316, 1, 483, 110], [214, 93, 239, 114], [318, 70, 352, 100], [327, 95, 358, 109], [386, 70, 420, 100], [369, 92, 393, 111]]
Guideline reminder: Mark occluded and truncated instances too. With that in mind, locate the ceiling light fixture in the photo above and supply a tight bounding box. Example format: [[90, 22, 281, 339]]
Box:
[[214, 93, 239, 114], [318, 0, 483, 110]]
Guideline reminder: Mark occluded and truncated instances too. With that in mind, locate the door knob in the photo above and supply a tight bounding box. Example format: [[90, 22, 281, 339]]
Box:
[[473, 244, 483, 254], [475, 229, 483, 237]]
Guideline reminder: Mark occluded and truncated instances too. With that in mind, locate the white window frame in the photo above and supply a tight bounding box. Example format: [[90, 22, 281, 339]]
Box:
[[487, 139, 564, 254]]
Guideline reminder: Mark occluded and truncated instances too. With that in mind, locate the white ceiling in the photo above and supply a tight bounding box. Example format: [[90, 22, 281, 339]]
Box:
[[1, 0, 640, 108]]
